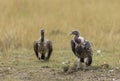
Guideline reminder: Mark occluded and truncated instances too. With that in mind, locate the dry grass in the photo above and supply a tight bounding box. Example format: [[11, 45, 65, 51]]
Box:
[[0, 0, 120, 51]]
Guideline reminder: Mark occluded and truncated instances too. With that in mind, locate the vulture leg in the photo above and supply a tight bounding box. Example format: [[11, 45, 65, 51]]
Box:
[[80, 58, 84, 62], [76, 58, 82, 69], [41, 53, 45, 60], [71, 40, 76, 55], [83, 57, 89, 69], [33, 41, 39, 59], [46, 41, 53, 60]]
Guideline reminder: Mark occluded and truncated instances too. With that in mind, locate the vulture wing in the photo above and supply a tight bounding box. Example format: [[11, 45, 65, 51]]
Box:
[[46, 41, 53, 60], [84, 41, 93, 66], [46, 40, 53, 60], [71, 40, 84, 62], [33, 41, 39, 59], [71, 40, 76, 56], [86, 55, 92, 66]]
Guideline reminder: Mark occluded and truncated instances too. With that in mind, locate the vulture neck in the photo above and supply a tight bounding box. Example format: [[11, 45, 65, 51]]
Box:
[[74, 35, 80, 43], [41, 32, 44, 42], [75, 35, 80, 38]]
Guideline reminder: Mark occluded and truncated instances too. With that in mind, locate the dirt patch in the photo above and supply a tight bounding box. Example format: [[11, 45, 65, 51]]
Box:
[[0, 65, 120, 81]]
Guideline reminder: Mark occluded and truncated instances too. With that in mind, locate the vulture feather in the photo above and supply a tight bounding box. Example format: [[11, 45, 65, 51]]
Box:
[[34, 29, 53, 61], [70, 30, 93, 69]]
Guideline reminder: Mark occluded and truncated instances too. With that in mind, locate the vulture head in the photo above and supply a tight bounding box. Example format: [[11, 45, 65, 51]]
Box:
[[70, 30, 84, 44], [70, 30, 80, 36], [40, 29, 44, 36]]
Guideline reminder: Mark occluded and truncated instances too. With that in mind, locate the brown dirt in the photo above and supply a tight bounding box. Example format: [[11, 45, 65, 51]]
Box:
[[0, 65, 120, 81]]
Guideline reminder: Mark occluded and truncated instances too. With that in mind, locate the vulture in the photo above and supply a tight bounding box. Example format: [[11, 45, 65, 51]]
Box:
[[34, 29, 53, 61], [70, 30, 93, 69]]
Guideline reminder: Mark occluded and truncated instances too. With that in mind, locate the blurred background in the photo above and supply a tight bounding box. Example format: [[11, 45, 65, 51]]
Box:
[[0, 0, 120, 52]]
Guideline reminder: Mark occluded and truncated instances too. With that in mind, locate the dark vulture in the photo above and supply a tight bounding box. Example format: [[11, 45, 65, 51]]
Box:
[[34, 29, 53, 61], [70, 30, 93, 69]]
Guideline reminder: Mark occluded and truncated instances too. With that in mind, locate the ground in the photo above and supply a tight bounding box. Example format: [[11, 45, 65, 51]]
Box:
[[0, 49, 120, 81], [0, 65, 120, 81]]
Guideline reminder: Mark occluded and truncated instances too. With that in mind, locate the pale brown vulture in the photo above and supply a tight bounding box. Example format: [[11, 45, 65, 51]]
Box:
[[34, 29, 53, 61]]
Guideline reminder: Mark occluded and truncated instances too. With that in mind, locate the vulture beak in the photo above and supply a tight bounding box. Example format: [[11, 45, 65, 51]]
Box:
[[70, 32, 73, 35]]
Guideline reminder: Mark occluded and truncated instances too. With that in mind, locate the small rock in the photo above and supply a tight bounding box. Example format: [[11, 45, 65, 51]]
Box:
[[113, 78, 116, 81], [8, 67, 11, 70], [62, 62, 65, 65], [62, 61, 70, 65], [109, 69, 114, 72], [97, 50, 101, 54], [116, 67, 119, 70]]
